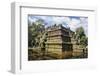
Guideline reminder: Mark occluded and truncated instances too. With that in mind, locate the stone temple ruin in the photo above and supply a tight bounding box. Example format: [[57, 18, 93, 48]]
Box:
[[28, 24, 87, 60], [45, 25, 86, 59]]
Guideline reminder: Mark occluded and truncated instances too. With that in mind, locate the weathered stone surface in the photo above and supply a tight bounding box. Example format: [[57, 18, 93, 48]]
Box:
[[46, 25, 73, 58]]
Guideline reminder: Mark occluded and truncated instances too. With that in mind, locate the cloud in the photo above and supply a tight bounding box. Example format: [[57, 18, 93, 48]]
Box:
[[79, 17, 88, 36], [52, 16, 70, 25], [28, 16, 38, 25], [28, 15, 88, 36], [68, 18, 81, 31]]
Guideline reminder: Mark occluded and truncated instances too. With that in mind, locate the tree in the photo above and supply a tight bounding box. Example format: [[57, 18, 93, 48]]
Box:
[[80, 36, 88, 48], [75, 27, 88, 48], [28, 19, 45, 47], [75, 27, 85, 39]]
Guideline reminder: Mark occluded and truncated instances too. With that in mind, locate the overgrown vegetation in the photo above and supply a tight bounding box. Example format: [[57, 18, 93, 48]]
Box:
[[75, 27, 88, 48], [28, 19, 47, 48]]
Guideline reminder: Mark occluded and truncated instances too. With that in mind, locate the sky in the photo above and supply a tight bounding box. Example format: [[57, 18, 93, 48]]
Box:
[[28, 15, 88, 36]]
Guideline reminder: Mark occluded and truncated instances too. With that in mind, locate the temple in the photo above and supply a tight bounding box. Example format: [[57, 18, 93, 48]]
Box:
[[45, 24, 85, 59]]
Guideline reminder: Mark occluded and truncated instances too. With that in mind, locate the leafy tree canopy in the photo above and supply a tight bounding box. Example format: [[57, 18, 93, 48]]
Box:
[[75, 27, 88, 48]]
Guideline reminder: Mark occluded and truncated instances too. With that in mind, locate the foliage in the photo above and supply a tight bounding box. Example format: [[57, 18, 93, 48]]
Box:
[[28, 19, 45, 47], [75, 27, 88, 48]]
